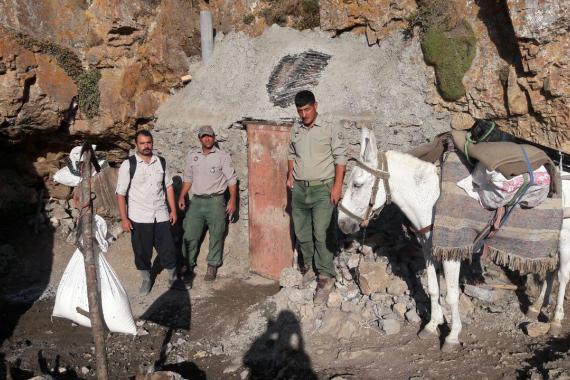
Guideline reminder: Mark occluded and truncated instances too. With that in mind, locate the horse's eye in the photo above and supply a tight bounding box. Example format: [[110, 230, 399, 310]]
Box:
[[353, 181, 363, 188]]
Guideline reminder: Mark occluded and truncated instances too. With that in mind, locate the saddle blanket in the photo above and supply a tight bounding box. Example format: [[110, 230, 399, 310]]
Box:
[[431, 151, 562, 275]]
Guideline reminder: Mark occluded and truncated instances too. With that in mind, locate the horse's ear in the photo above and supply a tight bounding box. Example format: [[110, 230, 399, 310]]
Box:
[[359, 128, 370, 159], [361, 137, 370, 161]]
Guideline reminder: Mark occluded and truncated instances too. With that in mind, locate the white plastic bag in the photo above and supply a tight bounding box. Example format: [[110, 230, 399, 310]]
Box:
[[53, 145, 106, 187], [52, 216, 136, 335]]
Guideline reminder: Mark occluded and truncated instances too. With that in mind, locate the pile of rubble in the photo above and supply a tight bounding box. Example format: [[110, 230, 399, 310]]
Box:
[[275, 241, 425, 337]]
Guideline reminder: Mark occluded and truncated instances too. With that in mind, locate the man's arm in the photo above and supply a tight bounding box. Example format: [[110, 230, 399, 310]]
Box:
[[178, 181, 192, 210], [286, 160, 295, 189], [115, 161, 132, 232], [166, 186, 177, 225], [330, 124, 348, 205], [116, 194, 132, 232], [226, 183, 237, 218], [330, 164, 346, 205]]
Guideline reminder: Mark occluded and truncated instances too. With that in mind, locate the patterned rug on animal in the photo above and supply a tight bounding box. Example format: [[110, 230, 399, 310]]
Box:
[[431, 151, 562, 274]]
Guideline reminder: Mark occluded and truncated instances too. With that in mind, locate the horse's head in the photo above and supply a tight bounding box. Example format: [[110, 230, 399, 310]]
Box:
[[338, 128, 389, 234]]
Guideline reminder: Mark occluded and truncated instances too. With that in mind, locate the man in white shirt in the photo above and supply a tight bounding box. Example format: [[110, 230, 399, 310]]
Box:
[[116, 130, 178, 295]]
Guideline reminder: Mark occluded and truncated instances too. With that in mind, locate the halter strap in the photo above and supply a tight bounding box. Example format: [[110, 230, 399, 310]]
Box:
[[341, 152, 392, 227], [407, 223, 434, 237]]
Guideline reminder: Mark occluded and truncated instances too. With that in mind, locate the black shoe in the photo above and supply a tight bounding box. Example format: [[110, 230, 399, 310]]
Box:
[[180, 266, 195, 289]]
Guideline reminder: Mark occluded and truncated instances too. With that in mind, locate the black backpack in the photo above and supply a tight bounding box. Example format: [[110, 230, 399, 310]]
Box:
[[126, 155, 167, 196]]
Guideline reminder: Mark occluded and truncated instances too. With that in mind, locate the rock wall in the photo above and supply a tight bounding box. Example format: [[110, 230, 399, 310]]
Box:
[[320, 0, 570, 153], [0, 0, 201, 217], [0, 0, 200, 145]]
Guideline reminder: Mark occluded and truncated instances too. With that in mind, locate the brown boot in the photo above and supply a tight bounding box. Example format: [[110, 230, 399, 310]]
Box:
[[314, 277, 335, 305], [299, 265, 316, 286], [204, 265, 217, 281]]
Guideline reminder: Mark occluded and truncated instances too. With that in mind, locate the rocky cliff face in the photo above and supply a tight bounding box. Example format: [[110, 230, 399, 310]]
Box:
[[0, 0, 201, 217], [319, 0, 570, 153], [0, 0, 200, 147]]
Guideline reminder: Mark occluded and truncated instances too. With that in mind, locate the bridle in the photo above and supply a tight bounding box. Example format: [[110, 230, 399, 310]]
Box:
[[337, 150, 434, 237], [337, 152, 391, 228]]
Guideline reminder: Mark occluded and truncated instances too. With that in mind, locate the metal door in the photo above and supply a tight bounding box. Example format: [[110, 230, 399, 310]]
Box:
[[246, 120, 294, 280]]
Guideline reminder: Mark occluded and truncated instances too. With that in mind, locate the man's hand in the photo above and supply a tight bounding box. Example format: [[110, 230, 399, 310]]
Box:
[[121, 218, 133, 232], [286, 175, 294, 190], [178, 197, 186, 211], [226, 199, 236, 218], [330, 183, 342, 205], [169, 210, 177, 226]]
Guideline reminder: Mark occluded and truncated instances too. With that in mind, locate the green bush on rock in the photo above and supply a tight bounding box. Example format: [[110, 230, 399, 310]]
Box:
[[77, 70, 102, 120], [421, 20, 476, 101]]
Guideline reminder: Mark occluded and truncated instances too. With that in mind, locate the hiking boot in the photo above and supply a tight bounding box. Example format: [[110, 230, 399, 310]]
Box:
[[139, 270, 151, 295], [181, 266, 195, 289], [299, 265, 316, 286], [204, 265, 217, 281], [314, 277, 335, 305], [166, 268, 177, 287]]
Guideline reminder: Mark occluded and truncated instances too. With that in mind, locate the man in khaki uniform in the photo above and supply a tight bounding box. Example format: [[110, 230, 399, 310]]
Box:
[[116, 130, 178, 295], [287, 90, 347, 304], [178, 125, 237, 285]]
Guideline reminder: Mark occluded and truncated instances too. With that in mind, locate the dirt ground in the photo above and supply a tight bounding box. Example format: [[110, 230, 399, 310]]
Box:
[[1, 222, 570, 380]]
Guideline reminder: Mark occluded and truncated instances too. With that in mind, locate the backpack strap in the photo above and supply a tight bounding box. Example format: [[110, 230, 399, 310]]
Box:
[[126, 155, 137, 197], [158, 156, 166, 194]]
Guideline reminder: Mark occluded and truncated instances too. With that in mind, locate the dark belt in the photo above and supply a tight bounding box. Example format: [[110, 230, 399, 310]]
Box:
[[193, 193, 224, 199], [295, 178, 333, 187]]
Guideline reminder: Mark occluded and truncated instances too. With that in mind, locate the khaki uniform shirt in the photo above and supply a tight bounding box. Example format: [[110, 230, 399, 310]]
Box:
[[183, 147, 237, 196], [116, 153, 173, 224], [288, 118, 348, 181]]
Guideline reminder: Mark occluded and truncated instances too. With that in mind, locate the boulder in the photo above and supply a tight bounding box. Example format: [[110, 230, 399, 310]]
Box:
[[524, 322, 550, 337], [358, 261, 390, 295], [381, 319, 401, 335], [280, 267, 303, 288]]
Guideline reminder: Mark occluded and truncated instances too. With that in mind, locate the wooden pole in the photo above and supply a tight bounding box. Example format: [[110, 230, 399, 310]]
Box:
[[79, 145, 109, 380]]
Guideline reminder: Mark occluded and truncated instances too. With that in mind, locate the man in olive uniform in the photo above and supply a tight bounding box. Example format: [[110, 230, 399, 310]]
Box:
[[287, 90, 347, 304], [178, 125, 237, 284]]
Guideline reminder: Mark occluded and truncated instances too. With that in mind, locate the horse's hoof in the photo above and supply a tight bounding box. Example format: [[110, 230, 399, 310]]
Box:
[[441, 341, 460, 352], [549, 322, 562, 337], [526, 307, 540, 320], [418, 327, 438, 340]]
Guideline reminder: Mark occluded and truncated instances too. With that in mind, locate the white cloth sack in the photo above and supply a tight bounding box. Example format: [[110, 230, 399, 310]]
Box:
[[457, 163, 551, 209], [53, 145, 105, 187], [52, 216, 136, 335]]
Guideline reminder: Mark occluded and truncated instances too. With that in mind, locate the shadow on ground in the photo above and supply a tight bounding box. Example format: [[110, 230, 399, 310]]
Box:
[[243, 310, 317, 380]]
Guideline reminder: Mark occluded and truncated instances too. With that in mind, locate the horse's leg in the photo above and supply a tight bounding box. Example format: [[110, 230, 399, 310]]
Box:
[[418, 252, 444, 340], [442, 260, 462, 352], [550, 221, 570, 336], [527, 272, 554, 319]]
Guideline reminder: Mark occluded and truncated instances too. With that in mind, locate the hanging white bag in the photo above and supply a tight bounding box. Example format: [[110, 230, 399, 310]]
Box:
[[53, 145, 106, 187], [52, 216, 136, 335]]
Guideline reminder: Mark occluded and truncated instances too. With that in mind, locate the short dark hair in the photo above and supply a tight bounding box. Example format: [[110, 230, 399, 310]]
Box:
[[134, 129, 153, 143], [294, 90, 316, 108]]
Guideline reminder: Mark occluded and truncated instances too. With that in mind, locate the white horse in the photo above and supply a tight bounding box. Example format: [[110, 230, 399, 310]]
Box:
[[338, 128, 570, 351]]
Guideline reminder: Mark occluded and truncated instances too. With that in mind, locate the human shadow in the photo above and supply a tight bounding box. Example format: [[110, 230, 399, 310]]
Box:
[[140, 286, 193, 377], [243, 310, 317, 380]]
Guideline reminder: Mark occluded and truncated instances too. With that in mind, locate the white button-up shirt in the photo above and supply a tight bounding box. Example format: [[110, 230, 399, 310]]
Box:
[[116, 153, 173, 223]]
